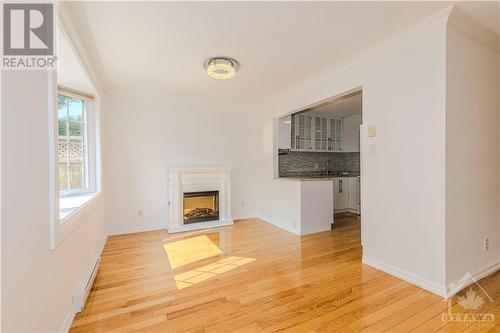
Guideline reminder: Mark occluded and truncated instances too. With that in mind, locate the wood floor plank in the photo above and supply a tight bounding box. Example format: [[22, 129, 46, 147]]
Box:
[[70, 217, 500, 332], [416, 275, 500, 333]]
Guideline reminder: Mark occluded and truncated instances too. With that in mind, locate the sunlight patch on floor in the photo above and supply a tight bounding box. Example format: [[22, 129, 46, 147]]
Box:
[[164, 235, 222, 269], [174, 256, 256, 290]]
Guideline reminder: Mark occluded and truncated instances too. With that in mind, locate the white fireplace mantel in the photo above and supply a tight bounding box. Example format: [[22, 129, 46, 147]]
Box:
[[167, 165, 233, 233]]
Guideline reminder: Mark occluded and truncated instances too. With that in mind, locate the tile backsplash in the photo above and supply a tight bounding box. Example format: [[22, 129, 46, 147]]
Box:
[[278, 150, 360, 177]]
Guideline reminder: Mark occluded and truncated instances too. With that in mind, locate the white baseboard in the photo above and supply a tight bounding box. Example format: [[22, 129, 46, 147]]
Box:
[[96, 233, 107, 258], [334, 208, 360, 215], [166, 220, 233, 233], [445, 259, 500, 298], [61, 308, 76, 333], [107, 223, 166, 236], [300, 225, 332, 235], [258, 216, 331, 236], [258, 215, 300, 235], [232, 215, 254, 221], [362, 255, 447, 297], [62, 234, 107, 333]]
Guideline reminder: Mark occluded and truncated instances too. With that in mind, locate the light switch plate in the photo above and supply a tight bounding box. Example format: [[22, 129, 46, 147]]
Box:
[[368, 126, 377, 137], [369, 143, 377, 156]]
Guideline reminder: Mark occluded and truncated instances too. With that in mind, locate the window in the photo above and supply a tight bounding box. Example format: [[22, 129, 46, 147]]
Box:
[[50, 25, 101, 249], [57, 89, 98, 220], [58, 94, 88, 193]]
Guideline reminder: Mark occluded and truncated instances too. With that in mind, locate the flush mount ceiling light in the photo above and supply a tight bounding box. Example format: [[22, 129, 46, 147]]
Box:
[[204, 57, 239, 80]]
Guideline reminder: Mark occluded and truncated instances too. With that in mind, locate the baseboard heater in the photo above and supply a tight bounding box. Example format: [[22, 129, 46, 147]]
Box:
[[73, 256, 101, 312]]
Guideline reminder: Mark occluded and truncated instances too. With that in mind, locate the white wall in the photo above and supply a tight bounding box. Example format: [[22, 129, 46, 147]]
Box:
[[1, 5, 108, 331], [300, 181, 334, 235], [1, 70, 106, 332], [103, 94, 259, 234], [102, 92, 315, 236], [445, 26, 500, 290], [250, 10, 450, 295]]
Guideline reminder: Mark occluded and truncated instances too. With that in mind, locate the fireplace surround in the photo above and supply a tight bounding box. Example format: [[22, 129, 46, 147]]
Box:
[[167, 165, 232, 233]]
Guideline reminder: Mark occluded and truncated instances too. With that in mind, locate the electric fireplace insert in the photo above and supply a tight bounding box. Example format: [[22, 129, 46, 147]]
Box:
[[183, 191, 219, 224]]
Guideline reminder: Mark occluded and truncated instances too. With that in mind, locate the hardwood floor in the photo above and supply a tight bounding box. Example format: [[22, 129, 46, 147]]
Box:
[[71, 218, 500, 332], [331, 213, 361, 230]]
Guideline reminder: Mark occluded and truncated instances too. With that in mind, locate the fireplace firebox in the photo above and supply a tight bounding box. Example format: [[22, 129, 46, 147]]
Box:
[[183, 191, 219, 224]]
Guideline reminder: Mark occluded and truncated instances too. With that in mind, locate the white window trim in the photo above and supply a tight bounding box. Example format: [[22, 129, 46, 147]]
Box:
[[48, 26, 101, 250], [58, 89, 97, 196], [58, 88, 100, 216], [50, 86, 101, 249]]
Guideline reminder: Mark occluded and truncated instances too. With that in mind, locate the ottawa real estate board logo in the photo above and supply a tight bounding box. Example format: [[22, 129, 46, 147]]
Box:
[[441, 272, 495, 328], [2, 2, 56, 69]]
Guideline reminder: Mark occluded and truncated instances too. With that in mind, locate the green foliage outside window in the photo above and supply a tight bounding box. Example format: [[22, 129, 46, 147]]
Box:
[[58, 94, 85, 136]]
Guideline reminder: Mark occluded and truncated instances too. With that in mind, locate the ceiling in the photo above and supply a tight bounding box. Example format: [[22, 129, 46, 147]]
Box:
[[67, 1, 499, 106], [454, 1, 500, 36], [304, 92, 362, 118]]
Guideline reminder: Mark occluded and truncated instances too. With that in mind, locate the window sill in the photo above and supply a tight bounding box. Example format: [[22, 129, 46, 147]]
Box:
[[50, 192, 101, 249], [60, 192, 99, 221]]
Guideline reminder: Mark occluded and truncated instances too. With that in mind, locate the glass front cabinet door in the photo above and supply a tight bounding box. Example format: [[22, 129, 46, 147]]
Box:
[[291, 114, 342, 151], [314, 117, 328, 150], [328, 118, 343, 152]]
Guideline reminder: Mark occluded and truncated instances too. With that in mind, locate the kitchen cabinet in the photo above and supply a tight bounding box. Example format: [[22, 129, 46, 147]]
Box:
[[328, 118, 343, 152], [297, 114, 313, 149], [348, 177, 360, 211], [291, 114, 313, 150], [333, 177, 349, 210], [314, 117, 328, 150], [277, 115, 291, 149], [334, 177, 360, 214], [343, 114, 361, 152], [290, 114, 343, 152]]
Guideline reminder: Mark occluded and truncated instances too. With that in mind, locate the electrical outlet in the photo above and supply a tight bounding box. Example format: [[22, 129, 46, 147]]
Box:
[[241, 201, 245, 207], [484, 238, 489, 251], [314, 163, 319, 169], [138, 209, 143, 217]]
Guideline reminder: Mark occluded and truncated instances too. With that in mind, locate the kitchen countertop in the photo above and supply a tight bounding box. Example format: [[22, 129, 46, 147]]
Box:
[[278, 174, 360, 181], [278, 177, 335, 182]]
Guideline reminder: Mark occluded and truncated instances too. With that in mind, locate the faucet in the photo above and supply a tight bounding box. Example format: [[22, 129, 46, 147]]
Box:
[[326, 160, 334, 176]]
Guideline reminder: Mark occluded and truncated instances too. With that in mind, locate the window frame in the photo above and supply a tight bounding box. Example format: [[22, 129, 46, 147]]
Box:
[[57, 88, 97, 198], [49, 84, 102, 250]]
